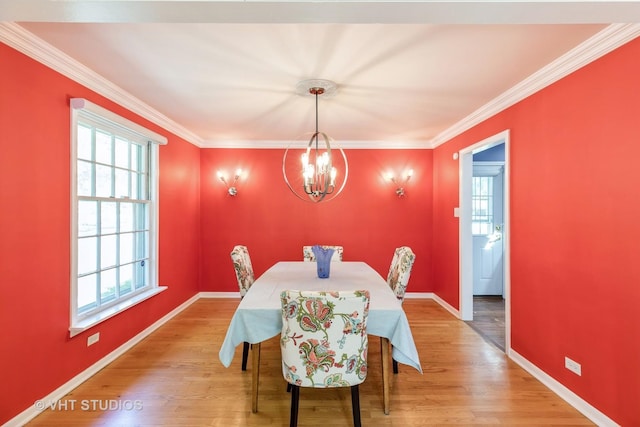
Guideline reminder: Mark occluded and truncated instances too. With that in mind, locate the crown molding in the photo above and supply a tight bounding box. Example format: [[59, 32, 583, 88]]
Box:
[[2, 22, 639, 150], [428, 23, 640, 148], [0, 20, 427, 150], [199, 139, 432, 149], [0, 22, 206, 147]]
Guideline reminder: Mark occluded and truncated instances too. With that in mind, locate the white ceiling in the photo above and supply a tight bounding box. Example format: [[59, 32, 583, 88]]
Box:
[[3, 1, 640, 148]]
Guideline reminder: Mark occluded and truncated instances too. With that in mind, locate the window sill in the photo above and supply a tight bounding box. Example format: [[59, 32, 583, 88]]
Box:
[[70, 286, 167, 338]]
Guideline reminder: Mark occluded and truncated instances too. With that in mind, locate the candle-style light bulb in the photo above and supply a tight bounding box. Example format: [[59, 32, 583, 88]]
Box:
[[384, 171, 394, 182], [405, 169, 414, 180]]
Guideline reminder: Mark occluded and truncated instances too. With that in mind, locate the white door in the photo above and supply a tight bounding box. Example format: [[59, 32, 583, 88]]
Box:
[[472, 164, 504, 296]]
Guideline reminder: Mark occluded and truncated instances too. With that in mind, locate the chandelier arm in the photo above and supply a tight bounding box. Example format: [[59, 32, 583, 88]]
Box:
[[303, 132, 334, 201], [309, 136, 330, 202], [283, 145, 315, 202], [322, 132, 333, 194]]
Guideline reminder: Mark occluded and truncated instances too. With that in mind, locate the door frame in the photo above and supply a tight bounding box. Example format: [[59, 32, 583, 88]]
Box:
[[472, 162, 504, 296], [458, 129, 511, 353]]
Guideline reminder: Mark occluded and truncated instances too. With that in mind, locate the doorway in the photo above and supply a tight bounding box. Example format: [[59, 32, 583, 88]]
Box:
[[458, 130, 510, 353]]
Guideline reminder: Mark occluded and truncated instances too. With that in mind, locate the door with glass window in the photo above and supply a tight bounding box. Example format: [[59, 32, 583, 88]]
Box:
[[472, 164, 504, 296]]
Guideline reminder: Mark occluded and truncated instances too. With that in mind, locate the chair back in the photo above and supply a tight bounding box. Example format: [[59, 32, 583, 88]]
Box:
[[302, 245, 344, 262], [280, 290, 370, 388], [230, 245, 255, 297], [386, 246, 416, 302]]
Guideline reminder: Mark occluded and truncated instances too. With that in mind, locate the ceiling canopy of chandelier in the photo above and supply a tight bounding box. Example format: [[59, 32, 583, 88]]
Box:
[[282, 79, 348, 203]]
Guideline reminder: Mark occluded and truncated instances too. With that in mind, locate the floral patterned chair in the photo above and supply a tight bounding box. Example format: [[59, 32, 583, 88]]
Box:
[[280, 290, 370, 427], [386, 246, 416, 373], [302, 245, 344, 262], [230, 245, 255, 371]]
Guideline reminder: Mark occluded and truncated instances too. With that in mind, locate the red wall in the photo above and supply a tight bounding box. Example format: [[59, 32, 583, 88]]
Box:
[[200, 148, 434, 293], [0, 43, 201, 424], [3, 31, 639, 426], [432, 38, 640, 425]]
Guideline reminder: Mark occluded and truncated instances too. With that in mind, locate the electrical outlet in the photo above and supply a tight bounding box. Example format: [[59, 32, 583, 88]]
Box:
[[87, 332, 100, 347], [565, 356, 581, 376]]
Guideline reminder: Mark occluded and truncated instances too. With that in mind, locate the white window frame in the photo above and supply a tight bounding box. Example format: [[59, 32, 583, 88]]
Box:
[[471, 175, 494, 236], [69, 98, 167, 337], [471, 163, 504, 237]]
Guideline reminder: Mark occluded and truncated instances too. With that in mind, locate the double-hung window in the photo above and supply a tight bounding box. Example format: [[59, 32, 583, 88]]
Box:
[[70, 99, 166, 337], [471, 176, 494, 236]]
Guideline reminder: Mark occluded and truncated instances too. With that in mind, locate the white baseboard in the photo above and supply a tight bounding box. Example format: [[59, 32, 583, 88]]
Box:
[[387, 292, 461, 319], [429, 292, 461, 318], [5, 291, 618, 427], [427, 295, 617, 426], [404, 292, 434, 299], [199, 291, 239, 298], [508, 349, 619, 426], [4, 294, 200, 427]]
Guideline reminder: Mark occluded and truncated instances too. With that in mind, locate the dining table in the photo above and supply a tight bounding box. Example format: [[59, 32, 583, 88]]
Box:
[[218, 261, 422, 414]]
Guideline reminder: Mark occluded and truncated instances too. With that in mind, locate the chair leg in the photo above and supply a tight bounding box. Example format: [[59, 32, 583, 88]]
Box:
[[241, 342, 249, 371], [290, 384, 300, 427], [351, 385, 361, 427], [390, 341, 399, 374]]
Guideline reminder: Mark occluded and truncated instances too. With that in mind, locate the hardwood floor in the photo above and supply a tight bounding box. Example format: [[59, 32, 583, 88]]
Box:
[[465, 296, 506, 351], [26, 299, 592, 426]]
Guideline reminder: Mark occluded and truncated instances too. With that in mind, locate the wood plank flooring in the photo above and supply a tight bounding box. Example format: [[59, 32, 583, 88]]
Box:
[[26, 299, 592, 426], [465, 296, 506, 351]]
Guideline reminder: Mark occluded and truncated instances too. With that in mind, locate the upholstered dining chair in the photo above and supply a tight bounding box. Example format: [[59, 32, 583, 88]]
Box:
[[230, 245, 255, 371], [302, 245, 344, 262], [280, 290, 370, 427], [386, 246, 416, 373]]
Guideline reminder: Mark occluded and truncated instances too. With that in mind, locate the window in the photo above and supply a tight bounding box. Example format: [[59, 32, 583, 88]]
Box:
[[70, 99, 167, 337], [471, 176, 493, 235]]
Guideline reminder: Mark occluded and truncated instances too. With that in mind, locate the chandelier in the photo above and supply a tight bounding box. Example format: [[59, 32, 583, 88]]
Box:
[[282, 79, 348, 203]]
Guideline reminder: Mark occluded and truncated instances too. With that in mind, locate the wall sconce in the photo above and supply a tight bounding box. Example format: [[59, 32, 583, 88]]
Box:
[[385, 169, 413, 197], [217, 169, 243, 196]]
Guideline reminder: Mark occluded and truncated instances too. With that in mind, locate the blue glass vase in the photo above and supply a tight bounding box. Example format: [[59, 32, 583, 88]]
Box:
[[312, 245, 334, 279]]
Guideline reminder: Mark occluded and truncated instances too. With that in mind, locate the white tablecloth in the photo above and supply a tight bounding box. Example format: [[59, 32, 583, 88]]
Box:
[[219, 261, 422, 373]]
